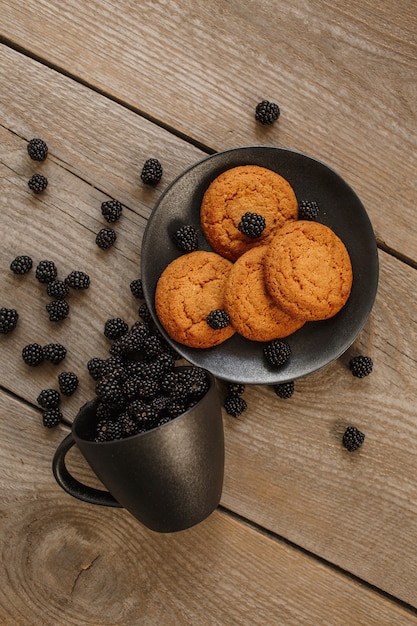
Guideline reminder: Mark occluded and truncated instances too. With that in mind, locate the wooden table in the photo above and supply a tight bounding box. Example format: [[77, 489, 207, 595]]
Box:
[[1, 1, 417, 624]]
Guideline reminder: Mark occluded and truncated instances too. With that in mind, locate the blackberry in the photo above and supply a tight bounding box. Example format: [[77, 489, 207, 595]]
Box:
[[130, 279, 144, 299], [160, 370, 179, 394], [238, 212, 266, 238], [206, 309, 230, 330], [22, 343, 44, 366], [224, 395, 247, 417], [37, 388, 60, 409], [298, 200, 320, 221], [96, 228, 117, 249], [174, 225, 198, 253], [46, 299, 69, 322], [181, 368, 209, 398], [138, 302, 152, 324], [110, 328, 146, 357], [28, 173, 48, 193], [119, 413, 140, 438], [10, 255, 33, 275], [255, 100, 280, 125], [27, 138, 48, 161], [43, 343, 67, 364], [156, 415, 173, 428], [264, 340, 291, 368], [127, 399, 157, 425], [35, 260, 57, 284], [46, 280, 69, 300], [142, 335, 164, 360], [273, 381, 295, 399], [141, 158, 163, 186], [96, 374, 125, 408], [342, 426, 365, 452], [125, 376, 160, 400], [87, 357, 105, 380], [65, 270, 90, 290], [149, 394, 170, 417], [226, 382, 245, 396], [165, 397, 188, 419], [0, 307, 19, 334], [42, 407, 63, 428], [349, 355, 373, 378], [101, 199, 123, 223], [99, 356, 127, 382], [104, 317, 129, 340], [58, 371, 79, 396]]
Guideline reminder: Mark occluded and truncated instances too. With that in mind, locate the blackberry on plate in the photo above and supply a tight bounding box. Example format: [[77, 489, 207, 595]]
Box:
[[224, 395, 247, 417], [238, 212, 266, 238], [0, 307, 19, 334], [298, 200, 320, 221], [96, 228, 117, 249], [174, 225, 198, 253], [101, 199, 123, 223], [206, 309, 230, 330], [10, 255, 33, 275], [43, 343, 67, 364], [226, 382, 245, 396], [43, 407, 63, 428], [22, 343, 44, 366], [35, 260, 57, 284], [349, 355, 373, 378], [58, 371, 79, 396], [47, 280, 69, 300], [273, 381, 295, 399], [255, 100, 280, 125], [141, 158, 163, 186], [87, 357, 105, 380], [27, 138, 48, 161], [65, 270, 90, 290], [37, 388, 60, 409], [342, 426, 365, 452], [104, 317, 129, 340], [28, 173, 48, 194], [130, 279, 144, 299], [46, 299, 69, 322], [264, 339, 291, 368]]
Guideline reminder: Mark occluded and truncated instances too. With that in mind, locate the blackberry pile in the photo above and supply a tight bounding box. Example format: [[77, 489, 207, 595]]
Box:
[[87, 315, 210, 442]]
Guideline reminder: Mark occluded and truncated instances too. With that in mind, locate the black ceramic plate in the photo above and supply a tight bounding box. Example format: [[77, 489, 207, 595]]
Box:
[[141, 146, 379, 384]]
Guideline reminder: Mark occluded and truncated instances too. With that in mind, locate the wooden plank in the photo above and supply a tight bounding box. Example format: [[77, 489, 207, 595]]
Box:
[[1, 391, 416, 626], [1, 1, 417, 259], [2, 51, 417, 605]]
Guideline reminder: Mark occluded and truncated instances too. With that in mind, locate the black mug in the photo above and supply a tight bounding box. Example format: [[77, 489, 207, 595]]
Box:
[[52, 370, 224, 533]]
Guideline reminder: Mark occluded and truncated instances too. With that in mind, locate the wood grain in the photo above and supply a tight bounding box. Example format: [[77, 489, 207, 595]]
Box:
[[1, 391, 416, 626], [1, 1, 416, 260]]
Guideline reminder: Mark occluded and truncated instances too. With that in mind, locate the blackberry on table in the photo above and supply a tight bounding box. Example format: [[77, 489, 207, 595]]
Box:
[[42, 407, 63, 428], [104, 317, 129, 340], [101, 199, 123, 223], [206, 309, 230, 330], [224, 395, 247, 417], [37, 388, 60, 409], [264, 339, 291, 368], [273, 381, 295, 399], [255, 100, 280, 125], [46, 280, 69, 300], [349, 355, 373, 378], [238, 212, 266, 238], [28, 173, 48, 194], [174, 225, 199, 253], [0, 307, 19, 334], [141, 158, 163, 186], [226, 382, 245, 396], [343, 426, 365, 452], [130, 279, 144, 299], [43, 343, 67, 364], [58, 371, 79, 396], [27, 138, 48, 161], [46, 299, 69, 322], [65, 270, 90, 290], [96, 228, 117, 249], [22, 343, 44, 366], [35, 260, 57, 284], [298, 200, 320, 221], [10, 255, 33, 275]]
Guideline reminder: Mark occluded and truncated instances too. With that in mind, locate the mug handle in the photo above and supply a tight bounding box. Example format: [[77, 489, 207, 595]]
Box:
[[52, 432, 121, 508]]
